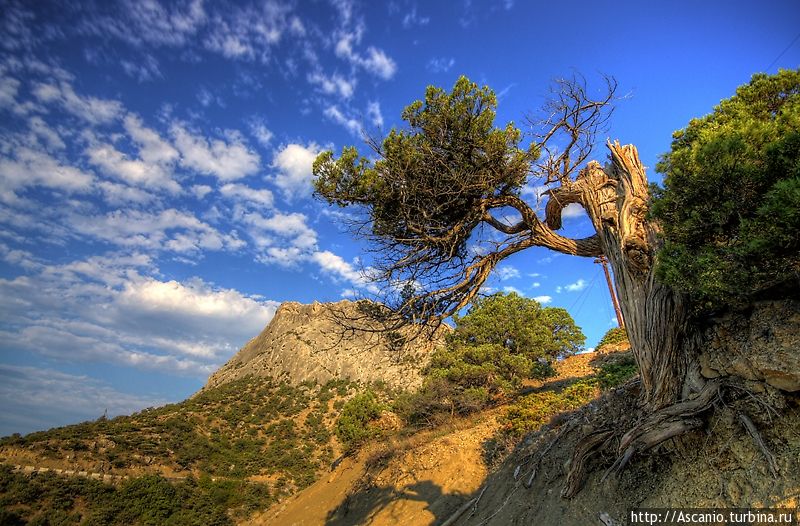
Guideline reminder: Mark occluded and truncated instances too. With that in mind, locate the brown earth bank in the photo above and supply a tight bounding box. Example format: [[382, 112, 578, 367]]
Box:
[[245, 341, 800, 526]]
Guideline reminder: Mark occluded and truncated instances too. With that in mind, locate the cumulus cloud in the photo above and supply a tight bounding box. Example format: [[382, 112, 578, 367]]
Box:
[[0, 252, 278, 382], [86, 141, 180, 193], [366, 101, 383, 128], [533, 295, 552, 304], [250, 121, 274, 147], [0, 144, 94, 203], [243, 211, 318, 265], [308, 71, 356, 99], [311, 250, 378, 293], [68, 208, 243, 253], [496, 265, 520, 281], [172, 124, 260, 181], [203, 1, 291, 61], [220, 183, 274, 208], [271, 142, 322, 200], [82, 0, 207, 48], [563, 278, 587, 292]]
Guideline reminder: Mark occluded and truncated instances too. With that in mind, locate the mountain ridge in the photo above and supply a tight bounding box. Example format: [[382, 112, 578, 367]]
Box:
[[204, 299, 446, 392]]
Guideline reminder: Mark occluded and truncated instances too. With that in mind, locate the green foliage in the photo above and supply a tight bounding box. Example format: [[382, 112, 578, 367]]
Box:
[[335, 391, 385, 452], [595, 356, 638, 389], [652, 69, 800, 311], [313, 76, 535, 259], [450, 293, 585, 360], [501, 379, 599, 437], [0, 376, 360, 519], [396, 293, 584, 427], [428, 293, 583, 397], [0, 465, 269, 525], [596, 327, 628, 350]]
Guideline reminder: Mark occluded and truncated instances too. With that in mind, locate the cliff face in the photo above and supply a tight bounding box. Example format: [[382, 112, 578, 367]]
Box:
[[204, 300, 446, 392]]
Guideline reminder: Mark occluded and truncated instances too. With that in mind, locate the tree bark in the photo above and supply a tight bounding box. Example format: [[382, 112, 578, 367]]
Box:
[[547, 142, 697, 410]]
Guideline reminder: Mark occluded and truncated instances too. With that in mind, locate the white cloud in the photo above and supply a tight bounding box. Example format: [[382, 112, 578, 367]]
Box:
[[203, 1, 291, 61], [0, 253, 278, 381], [427, 57, 454, 73], [28, 116, 65, 150], [564, 278, 587, 292], [220, 183, 274, 208], [0, 145, 94, 202], [496, 265, 520, 281], [334, 31, 397, 80], [172, 124, 260, 181], [243, 211, 318, 260], [191, 184, 213, 199], [311, 250, 378, 293], [271, 142, 322, 200], [124, 114, 179, 165], [308, 71, 356, 99], [97, 180, 156, 205], [533, 295, 552, 304], [68, 208, 242, 254], [86, 142, 180, 193], [324, 105, 361, 135], [0, 364, 168, 436], [0, 76, 21, 110], [32, 80, 123, 125], [562, 203, 586, 219], [83, 0, 207, 48], [250, 121, 274, 147], [503, 285, 523, 295], [367, 101, 383, 128], [402, 6, 430, 27]]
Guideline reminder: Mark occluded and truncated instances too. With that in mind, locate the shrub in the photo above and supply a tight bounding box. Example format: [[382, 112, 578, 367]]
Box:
[[335, 391, 385, 452]]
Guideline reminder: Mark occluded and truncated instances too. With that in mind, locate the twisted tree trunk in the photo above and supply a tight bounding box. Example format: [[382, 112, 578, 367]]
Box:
[[547, 142, 699, 410]]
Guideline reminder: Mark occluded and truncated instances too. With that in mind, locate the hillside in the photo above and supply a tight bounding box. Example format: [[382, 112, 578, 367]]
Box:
[[252, 345, 800, 526], [0, 299, 444, 524]]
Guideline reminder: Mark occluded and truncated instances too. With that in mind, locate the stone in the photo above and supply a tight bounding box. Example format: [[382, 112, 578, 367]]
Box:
[[698, 300, 800, 392], [202, 300, 447, 392]]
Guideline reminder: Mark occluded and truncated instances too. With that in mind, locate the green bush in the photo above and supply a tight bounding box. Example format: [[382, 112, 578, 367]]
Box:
[[501, 379, 599, 437], [652, 69, 800, 311], [335, 391, 385, 452], [597, 327, 628, 350], [596, 357, 638, 389]]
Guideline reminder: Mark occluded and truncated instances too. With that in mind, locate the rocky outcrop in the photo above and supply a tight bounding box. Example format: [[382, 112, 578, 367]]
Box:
[[203, 300, 446, 392], [698, 300, 800, 392]]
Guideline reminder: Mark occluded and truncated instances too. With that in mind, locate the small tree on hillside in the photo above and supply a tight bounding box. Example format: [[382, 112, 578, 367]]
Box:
[[430, 292, 584, 388]]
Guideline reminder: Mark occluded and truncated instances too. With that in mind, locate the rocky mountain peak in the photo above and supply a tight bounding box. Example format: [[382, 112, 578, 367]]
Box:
[[203, 299, 446, 392]]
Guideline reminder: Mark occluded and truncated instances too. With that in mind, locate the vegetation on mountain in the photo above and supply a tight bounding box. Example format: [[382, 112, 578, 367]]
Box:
[[596, 327, 628, 350], [0, 376, 368, 522], [388, 293, 584, 428], [652, 69, 800, 311], [335, 390, 386, 452]]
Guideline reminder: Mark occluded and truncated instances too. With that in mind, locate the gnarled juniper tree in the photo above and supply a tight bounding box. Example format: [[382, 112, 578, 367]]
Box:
[[312, 71, 800, 492]]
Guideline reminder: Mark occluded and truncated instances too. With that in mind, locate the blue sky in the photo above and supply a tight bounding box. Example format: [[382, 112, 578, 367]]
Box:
[[0, 0, 798, 436]]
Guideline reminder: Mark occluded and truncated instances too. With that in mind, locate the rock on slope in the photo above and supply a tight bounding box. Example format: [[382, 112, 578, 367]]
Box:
[[204, 300, 445, 392]]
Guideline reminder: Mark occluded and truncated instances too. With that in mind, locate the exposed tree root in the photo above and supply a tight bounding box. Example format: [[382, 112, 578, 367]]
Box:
[[561, 429, 614, 498], [562, 379, 722, 498], [738, 412, 779, 478]]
